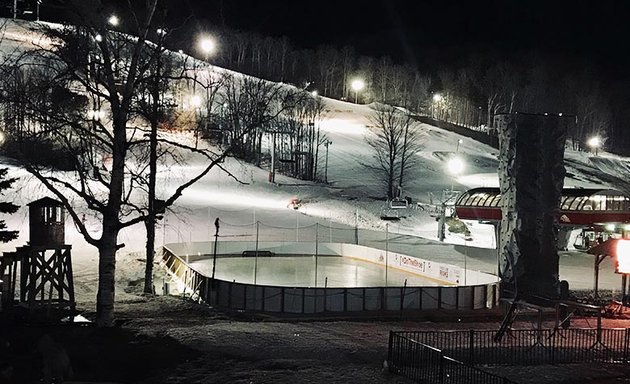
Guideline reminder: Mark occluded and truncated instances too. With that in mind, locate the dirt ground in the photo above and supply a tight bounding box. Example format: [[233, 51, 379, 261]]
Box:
[[3, 293, 630, 384], [2, 255, 630, 384]]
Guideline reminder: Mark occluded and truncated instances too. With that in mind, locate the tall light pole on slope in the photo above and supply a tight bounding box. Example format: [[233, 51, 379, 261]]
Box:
[[197, 35, 217, 147], [36, 0, 42, 21], [324, 140, 332, 183], [351, 79, 365, 104], [432, 93, 443, 119], [587, 136, 602, 156]]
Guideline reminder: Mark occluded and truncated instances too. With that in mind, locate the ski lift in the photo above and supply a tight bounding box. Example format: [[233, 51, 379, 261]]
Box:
[[389, 197, 409, 209], [573, 230, 590, 251], [428, 205, 441, 218], [574, 228, 603, 252], [380, 208, 400, 221]]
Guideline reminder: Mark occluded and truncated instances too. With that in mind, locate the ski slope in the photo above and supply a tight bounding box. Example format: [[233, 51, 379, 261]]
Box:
[[0, 18, 628, 302]]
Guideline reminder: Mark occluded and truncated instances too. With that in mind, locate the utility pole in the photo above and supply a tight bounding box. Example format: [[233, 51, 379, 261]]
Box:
[[36, 0, 41, 21], [324, 140, 332, 183], [269, 132, 276, 183], [212, 218, 220, 279], [13, 0, 17, 19], [438, 202, 446, 241], [385, 223, 389, 287]]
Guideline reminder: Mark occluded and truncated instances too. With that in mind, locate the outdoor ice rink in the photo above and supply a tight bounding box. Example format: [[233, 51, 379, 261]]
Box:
[[190, 255, 444, 287]]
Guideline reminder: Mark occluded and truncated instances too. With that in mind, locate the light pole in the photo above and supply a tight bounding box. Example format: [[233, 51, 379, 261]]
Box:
[[197, 35, 216, 146], [385, 223, 389, 287], [269, 131, 277, 183], [587, 136, 601, 156], [456, 139, 463, 153], [432, 93, 443, 119], [351, 79, 365, 104], [324, 140, 332, 183], [212, 218, 220, 280]]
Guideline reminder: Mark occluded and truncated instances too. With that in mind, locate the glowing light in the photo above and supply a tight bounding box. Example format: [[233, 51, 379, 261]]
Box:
[[311, 90, 318, 97], [606, 223, 616, 232], [587, 136, 601, 149], [190, 95, 202, 108], [157, 28, 167, 36], [351, 79, 365, 92], [433, 93, 443, 102], [198, 36, 216, 56], [94, 34, 103, 42], [447, 157, 465, 175], [616, 240, 630, 274], [108, 15, 119, 26]]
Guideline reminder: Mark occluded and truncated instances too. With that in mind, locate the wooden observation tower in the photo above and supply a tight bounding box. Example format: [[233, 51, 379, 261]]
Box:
[[0, 197, 75, 318]]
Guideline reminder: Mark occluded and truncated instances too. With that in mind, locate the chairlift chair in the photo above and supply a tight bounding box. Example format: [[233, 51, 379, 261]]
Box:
[[380, 208, 400, 221], [389, 198, 409, 209]]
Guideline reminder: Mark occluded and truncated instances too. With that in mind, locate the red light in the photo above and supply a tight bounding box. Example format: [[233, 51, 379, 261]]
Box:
[[615, 240, 630, 274]]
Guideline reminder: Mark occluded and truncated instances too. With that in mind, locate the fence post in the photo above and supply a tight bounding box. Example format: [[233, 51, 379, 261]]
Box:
[[550, 329, 556, 364], [203, 276, 209, 303], [597, 311, 602, 344], [625, 328, 630, 362], [439, 353, 445, 384], [387, 331, 393, 371], [468, 329, 474, 365]]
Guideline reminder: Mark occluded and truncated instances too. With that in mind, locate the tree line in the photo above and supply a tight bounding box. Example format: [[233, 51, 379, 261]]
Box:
[[180, 27, 617, 153]]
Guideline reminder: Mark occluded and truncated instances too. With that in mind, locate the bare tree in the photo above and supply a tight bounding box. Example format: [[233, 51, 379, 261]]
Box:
[[0, 1, 253, 326], [221, 74, 307, 164], [366, 104, 424, 198]]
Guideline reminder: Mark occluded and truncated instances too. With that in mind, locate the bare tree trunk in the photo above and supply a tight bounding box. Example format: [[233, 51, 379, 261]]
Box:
[[96, 227, 119, 327], [144, 105, 158, 293]]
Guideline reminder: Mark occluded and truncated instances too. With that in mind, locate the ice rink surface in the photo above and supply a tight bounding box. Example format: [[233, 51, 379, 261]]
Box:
[[190, 255, 444, 288]]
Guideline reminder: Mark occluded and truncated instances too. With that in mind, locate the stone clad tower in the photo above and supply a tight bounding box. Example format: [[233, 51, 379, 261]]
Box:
[[495, 113, 570, 298]]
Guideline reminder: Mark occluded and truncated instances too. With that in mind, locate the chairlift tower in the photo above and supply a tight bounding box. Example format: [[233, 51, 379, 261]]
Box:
[[437, 189, 460, 242]]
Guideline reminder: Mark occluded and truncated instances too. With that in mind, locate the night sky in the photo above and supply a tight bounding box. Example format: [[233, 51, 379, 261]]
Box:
[[34, 0, 630, 74], [170, 0, 630, 72]]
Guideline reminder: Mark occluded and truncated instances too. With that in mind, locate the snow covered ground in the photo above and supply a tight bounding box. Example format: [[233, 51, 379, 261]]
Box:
[[0, 18, 629, 306]]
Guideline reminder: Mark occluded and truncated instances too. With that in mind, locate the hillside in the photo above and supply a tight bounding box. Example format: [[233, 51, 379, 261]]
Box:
[[0, 18, 627, 298]]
